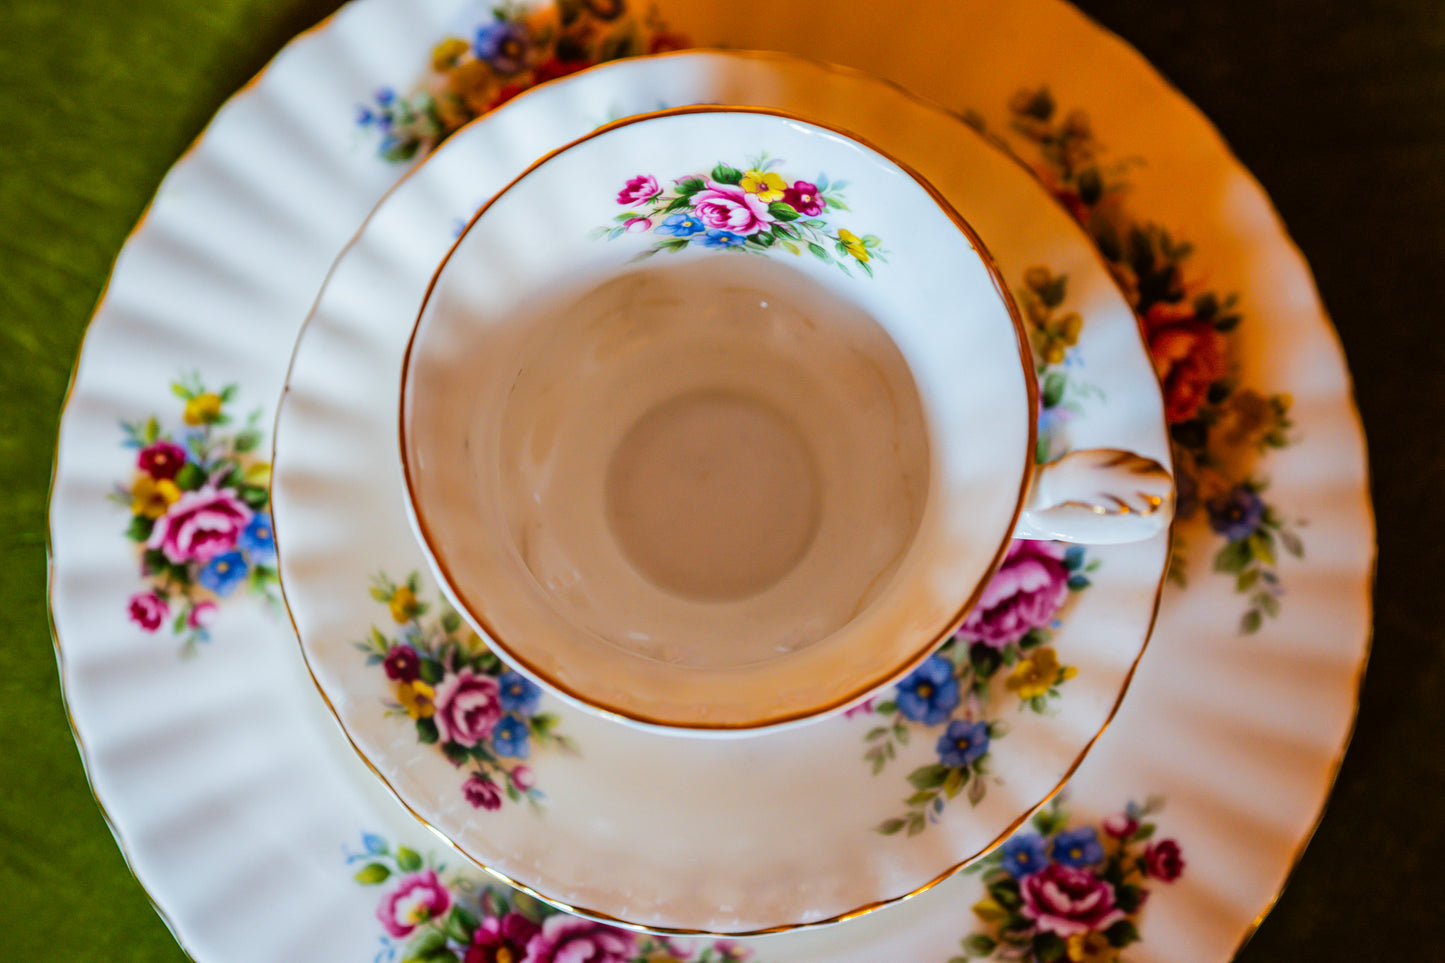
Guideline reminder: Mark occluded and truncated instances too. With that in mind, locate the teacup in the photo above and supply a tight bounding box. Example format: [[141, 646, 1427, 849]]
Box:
[[399, 106, 1172, 732]]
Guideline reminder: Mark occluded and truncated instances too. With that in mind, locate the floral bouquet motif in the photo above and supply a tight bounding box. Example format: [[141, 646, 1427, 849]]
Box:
[[867, 539, 1095, 835], [113, 375, 276, 652], [597, 156, 887, 275], [357, 0, 686, 163], [357, 574, 575, 812], [955, 798, 1185, 962], [350, 831, 756, 963], [1004, 88, 1303, 632]]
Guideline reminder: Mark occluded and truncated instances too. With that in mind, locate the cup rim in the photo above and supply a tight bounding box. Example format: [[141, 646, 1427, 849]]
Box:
[[397, 103, 1040, 733]]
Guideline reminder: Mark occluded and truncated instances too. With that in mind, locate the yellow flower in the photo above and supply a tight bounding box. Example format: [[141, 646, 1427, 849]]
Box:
[[741, 169, 787, 202], [397, 680, 435, 719], [183, 392, 223, 425], [389, 584, 421, 624], [1005, 646, 1074, 700], [838, 228, 869, 262], [1066, 930, 1115, 963], [430, 36, 470, 71], [131, 475, 180, 519]]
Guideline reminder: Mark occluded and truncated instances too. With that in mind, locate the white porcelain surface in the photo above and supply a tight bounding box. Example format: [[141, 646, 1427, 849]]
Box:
[[48, 0, 1372, 959], [277, 54, 1168, 933]]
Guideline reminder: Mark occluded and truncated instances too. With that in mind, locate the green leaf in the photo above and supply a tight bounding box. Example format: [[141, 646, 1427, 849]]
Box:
[[442, 741, 470, 767], [405, 929, 449, 960], [967, 775, 987, 805], [237, 484, 269, 509], [416, 716, 439, 744], [440, 610, 462, 634], [174, 462, 205, 492], [233, 429, 261, 454], [749, 231, 776, 248], [1249, 529, 1277, 565], [1034, 930, 1067, 962], [1041, 371, 1067, 408], [988, 878, 1023, 910], [1236, 568, 1260, 592], [675, 176, 704, 196], [1115, 882, 1143, 913], [963, 934, 998, 956], [171, 382, 192, 400], [711, 164, 743, 185], [907, 763, 950, 790], [1040, 275, 1068, 309], [1105, 919, 1141, 947], [419, 659, 445, 685], [767, 201, 801, 221], [942, 766, 967, 799], [1258, 591, 1281, 617], [396, 846, 423, 872], [905, 789, 937, 806], [1212, 538, 1251, 574], [126, 514, 154, 542], [353, 862, 391, 885], [807, 241, 830, 262], [1240, 608, 1263, 634], [659, 238, 690, 252], [859, 260, 874, 278], [906, 813, 926, 836], [1280, 528, 1304, 558], [781, 240, 801, 256], [876, 817, 907, 835], [444, 904, 479, 943], [143, 416, 160, 443], [861, 234, 882, 248]]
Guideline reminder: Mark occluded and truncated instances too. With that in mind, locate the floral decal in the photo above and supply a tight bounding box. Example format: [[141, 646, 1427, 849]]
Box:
[[1020, 267, 1104, 463], [596, 156, 887, 275], [1003, 88, 1304, 633], [954, 798, 1184, 962], [112, 374, 276, 652], [357, 574, 575, 812], [864, 268, 1099, 835], [866, 540, 1095, 835], [357, 1, 686, 163], [349, 832, 757, 963]]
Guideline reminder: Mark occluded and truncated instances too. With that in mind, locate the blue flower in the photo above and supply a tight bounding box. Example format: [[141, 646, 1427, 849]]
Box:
[[491, 716, 530, 759], [497, 671, 541, 716], [473, 20, 530, 76], [936, 718, 990, 768], [197, 551, 248, 597], [895, 655, 960, 725], [239, 512, 275, 563], [1207, 484, 1265, 541], [999, 832, 1048, 878], [700, 228, 747, 249], [1051, 826, 1105, 867], [656, 212, 705, 237]]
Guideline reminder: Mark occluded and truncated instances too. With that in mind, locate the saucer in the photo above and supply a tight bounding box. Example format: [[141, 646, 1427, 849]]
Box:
[[271, 51, 1170, 934], [47, 0, 1373, 958]]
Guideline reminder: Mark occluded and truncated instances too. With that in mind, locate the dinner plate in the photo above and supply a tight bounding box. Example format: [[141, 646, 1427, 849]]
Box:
[[272, 51, 1171, 935], [48, 0, 1372, 959]]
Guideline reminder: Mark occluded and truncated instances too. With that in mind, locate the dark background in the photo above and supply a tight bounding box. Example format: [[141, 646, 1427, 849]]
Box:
[[2, 0, 1439, 958]]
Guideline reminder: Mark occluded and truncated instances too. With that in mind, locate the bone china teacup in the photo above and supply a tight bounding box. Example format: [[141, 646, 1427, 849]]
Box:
[[399, 106, 1172, 733]]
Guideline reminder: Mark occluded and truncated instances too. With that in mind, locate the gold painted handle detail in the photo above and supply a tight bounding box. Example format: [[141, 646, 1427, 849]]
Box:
[[1015, 448, 1174, 544]]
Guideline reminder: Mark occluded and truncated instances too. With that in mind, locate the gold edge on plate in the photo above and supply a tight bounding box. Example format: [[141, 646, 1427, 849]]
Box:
[[274, 49, 1176, 937]]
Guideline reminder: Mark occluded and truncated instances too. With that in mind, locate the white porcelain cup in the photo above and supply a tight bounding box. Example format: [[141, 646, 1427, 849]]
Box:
[[400, 107, 1172, 732]]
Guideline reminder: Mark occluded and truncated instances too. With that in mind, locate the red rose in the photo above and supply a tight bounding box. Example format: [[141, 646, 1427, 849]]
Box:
[[464, 911, 539, 963], [463, 774, 502, 811], [1147, 319, 1228, 423], [136, 440, 187, 480], [432, 668, 503, 747], [128, 592, 169, 632], [1144, 838, 1185, 881], [1019, 863, 1125, 938]]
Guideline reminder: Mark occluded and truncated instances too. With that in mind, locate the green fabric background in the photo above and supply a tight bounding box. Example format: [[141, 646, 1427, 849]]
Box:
[[3, 0, 1441, 959]]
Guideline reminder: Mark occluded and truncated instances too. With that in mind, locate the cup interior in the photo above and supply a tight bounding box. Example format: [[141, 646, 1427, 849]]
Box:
[[401, 108, 1034, 730]]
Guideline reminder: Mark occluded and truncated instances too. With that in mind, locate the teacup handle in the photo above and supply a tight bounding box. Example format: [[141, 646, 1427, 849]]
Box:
[[1014, 448, 1174, 544]]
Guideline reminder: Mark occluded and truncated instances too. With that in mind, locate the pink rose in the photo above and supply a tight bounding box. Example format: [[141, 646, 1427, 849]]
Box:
[[509, 766, 535, 792], [128, 592, 169, 632], [1102, 812, 1138, 839], [376, 869, 451, 939], [186, 600, 218, 629], [1144, 838, 1185, 882], [1019, 863, 1125, 938], [463, 773, 502, 811], [433, 669, 504, 747], [623, 216, 652, 232], [523, 915, 636, 963], [146, 484, 253, 564], [691, 181, 772, 235], [955, 540, 1070, 648], [616, 174, 659, 205], [136, 440, 187, 480], [464, 911, 539, 963]]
